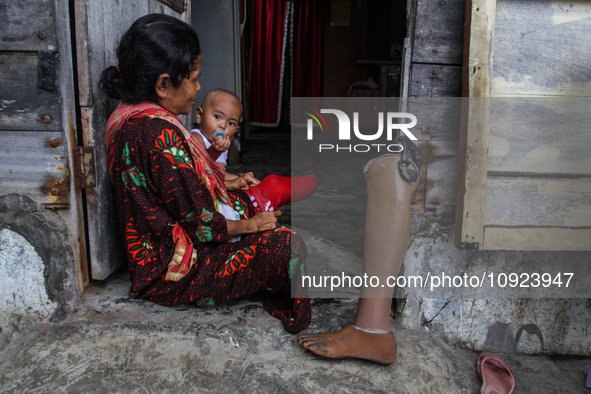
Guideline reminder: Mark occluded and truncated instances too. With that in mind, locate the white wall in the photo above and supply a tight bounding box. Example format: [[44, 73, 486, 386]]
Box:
[[191, 0, 242, 123]]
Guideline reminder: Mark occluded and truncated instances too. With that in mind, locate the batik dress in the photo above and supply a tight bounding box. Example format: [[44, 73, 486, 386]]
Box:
[[111, 116, 310, 333]]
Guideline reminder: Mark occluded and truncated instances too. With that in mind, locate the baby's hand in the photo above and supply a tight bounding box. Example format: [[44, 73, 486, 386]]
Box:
[[211, 136, 231, 152]]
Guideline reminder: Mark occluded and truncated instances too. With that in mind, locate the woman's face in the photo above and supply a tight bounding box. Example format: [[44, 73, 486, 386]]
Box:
[[158, 55, 202, 115]]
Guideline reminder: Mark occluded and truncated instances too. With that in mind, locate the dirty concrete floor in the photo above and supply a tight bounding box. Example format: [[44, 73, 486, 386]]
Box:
[[1, 273, 589, 393], [1, 131, 589, 393]]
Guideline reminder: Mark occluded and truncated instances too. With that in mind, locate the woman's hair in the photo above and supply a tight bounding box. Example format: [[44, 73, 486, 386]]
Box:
[[99, 14, 201, 103]]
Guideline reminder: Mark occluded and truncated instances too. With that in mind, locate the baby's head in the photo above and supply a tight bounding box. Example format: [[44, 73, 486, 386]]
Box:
[[195, 89, 243, 142]]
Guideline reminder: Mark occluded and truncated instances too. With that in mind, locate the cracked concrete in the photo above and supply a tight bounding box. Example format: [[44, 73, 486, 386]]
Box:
[[0, 270, 589, 393]]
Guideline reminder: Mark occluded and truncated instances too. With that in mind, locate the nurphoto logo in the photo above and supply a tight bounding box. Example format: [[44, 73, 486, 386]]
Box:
[[304, 108, 417, 153]]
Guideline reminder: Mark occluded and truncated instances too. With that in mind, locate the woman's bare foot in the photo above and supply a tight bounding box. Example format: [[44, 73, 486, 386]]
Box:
[[297, 325, 397, 365]]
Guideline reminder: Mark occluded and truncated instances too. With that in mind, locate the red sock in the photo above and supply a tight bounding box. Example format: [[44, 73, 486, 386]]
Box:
[[245, 175, 319, 212]]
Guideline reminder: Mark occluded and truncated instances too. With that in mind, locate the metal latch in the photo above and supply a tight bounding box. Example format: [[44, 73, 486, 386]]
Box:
[[459, 242, 480, 250], [74, 146, 96, 189], [38, 51, 58, 91]]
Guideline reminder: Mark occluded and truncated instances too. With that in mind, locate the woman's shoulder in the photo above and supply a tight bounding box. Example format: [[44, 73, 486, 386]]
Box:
[[118, 117, 185, 146], [122, 117, 182, 134]]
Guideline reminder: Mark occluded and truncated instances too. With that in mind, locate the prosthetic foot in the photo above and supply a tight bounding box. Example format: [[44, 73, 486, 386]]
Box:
[[245, 174, 319, 212], [297, 145, 420, 364], [297, 325, 397, 364]]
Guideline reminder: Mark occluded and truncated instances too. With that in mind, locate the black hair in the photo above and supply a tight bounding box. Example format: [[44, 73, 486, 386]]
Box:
[[99, 14, 201, 103]]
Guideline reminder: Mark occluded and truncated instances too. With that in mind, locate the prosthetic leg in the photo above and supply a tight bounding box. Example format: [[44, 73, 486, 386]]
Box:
[[297, 141, 419, 364]]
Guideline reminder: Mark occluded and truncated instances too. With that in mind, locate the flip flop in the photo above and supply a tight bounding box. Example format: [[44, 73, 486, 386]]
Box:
[[477, 352, 515, 394], [586, 357, 591, 389]]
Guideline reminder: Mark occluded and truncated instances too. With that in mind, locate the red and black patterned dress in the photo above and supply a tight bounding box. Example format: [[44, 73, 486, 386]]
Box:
[[111, 117, 310, 333]]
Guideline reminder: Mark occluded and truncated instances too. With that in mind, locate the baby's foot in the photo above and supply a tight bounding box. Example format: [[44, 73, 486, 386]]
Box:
[[247, 174, 319, 212], [297, 325, 397, 365]]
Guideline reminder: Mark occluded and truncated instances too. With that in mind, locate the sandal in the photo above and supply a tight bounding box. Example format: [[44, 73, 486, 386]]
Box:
[[477, 352, 515, 394], [586, 357, 591, 388]]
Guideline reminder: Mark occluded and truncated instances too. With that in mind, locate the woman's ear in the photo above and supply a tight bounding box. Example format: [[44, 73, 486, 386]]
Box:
[[155, 73, 172, 99]]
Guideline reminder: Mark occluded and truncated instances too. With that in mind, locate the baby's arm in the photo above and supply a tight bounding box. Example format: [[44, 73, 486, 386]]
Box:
[[191, 132, 228, 161]]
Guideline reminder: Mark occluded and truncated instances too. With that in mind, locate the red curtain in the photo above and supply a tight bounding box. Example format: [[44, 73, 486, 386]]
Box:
[[249, 0, 322, 127], [249, 0, 290, 126], [291, 0, 322, 98]]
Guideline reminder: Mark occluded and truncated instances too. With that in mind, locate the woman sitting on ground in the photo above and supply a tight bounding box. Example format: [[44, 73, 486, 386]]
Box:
[[99, 13, 310, 333]]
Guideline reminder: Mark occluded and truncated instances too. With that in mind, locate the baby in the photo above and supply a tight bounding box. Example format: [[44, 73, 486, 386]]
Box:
[[191, 88, 242, 168], [192, 89, 319, 214]]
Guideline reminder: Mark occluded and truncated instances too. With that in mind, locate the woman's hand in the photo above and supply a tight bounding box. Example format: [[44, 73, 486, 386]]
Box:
[[248, 211, 281, 232], [226, 210, 281, 236], [225, 172, 260, 191]]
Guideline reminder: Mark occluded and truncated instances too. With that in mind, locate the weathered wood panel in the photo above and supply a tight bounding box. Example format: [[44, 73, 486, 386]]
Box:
[[483, 227, 591, 251], [410, 64, 462, 97], [0, 0, 57, 51], [492, 0, 591, 97], [0, 131, 69, 205], [412, 0, 465, 65], [483, 177, 591, 227], [400, 0, 417, 107], [155, 0, 186, 14], [74, 0, 92, 107], [488, 98, 591, 175], [426, 141, 458, 214], [489, 138, 591, 176], [410, 140, 428, 214], [408, 66, 462, 139], [0, 53, 62, 131], [407, 97, 461, 141]]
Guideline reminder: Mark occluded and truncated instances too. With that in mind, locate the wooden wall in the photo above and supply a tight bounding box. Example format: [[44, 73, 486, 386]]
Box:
[[0, 0, 70, 206], [406, 0, 465, 215], [0, 0, 89, 291]]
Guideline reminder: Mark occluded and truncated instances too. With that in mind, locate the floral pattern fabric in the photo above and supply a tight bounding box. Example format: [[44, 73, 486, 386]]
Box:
[[112, 117, 310, 333]]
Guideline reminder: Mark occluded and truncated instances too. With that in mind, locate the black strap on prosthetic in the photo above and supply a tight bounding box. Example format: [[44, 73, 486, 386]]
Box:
[[394, 135, 421, 183]]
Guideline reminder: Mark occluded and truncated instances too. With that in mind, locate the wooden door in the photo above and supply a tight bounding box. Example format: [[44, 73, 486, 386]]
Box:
[[74, 0, 191, 280], [456, 0, 591, 250], [0, 0, 88, 290]]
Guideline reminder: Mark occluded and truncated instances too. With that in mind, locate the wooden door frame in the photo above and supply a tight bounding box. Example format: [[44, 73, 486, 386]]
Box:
[[455, 0, 495, 250], [57, 0, 90, 292]]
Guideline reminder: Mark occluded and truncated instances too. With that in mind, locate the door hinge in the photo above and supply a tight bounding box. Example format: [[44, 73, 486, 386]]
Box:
[[74, 146, 96, 189], [38, 50, 58, 92]]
